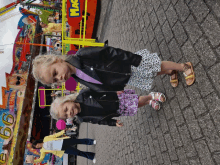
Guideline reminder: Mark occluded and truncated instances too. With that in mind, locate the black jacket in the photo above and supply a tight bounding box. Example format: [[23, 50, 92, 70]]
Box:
[[66, 46, 142, 92], [75, 89, 120, 126]]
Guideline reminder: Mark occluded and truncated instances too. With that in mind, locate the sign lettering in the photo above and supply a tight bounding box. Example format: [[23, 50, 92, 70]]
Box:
[[69, 0, 80, 17]]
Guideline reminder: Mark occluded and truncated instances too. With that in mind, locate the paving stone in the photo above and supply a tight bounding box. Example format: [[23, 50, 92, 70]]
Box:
[[150, 10, 159, 30], [165, 4, 178, 27], [178, 125, 197, 158], [164, 133, 179, 161], [168, 38, 183, 62], [160, 0, 171, 11], [146, 134, 156, 156], [162, 20, 174, 43], [195, 64, 215, 97], [148, 117, 158, 139], [183, 14, 202, 44], [213, 153, 220, 165], [194, 37, 217, 67], [152, 0, 161, 11], [204, 92, 220, 133], [154, 23, 164, 45], [175, 0, 190, 22], [156, 127, 168, 152], [187, 1, 206, 21], [158, 109, 169, 134], [181, 40, 200, 67], [171, 0, 178, 5], [143, 12, 151, 29], [144, 143, 153, 165], [159, 39, 171, 60], [139, 0, 147, 16], [147, 24, 155, 42], [146, 0, 154, 15], [176, 147, 189, 165], [169, 98, 185, 126], [174, 82, 190, 109], [151, 38, 161, 55], [163, 101, 174, 121], [136, 25, 144, 42], [195, 140, 215, 165], [162, 152, 172, 165], [172, 21, 188, 46], [138, 14, 145, 32], [201, 13, 220, 47], [208, 63, 220, 94], [168, 119, 183, 148], [151, 156, 158, 165], [151, 110, 160, 128], [152, 139, 164, 164], [183, 107, 203, 140], [185, 86, 207, 117], [188, 158, 201, 165], [145, 41, 152, 52], [205, 0, 220, 18], [198, 114, 220, 152], [156, 5, 167, 26]]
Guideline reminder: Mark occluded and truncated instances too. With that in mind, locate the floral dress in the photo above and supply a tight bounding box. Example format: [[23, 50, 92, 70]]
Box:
[[117, 89, 139, 116]]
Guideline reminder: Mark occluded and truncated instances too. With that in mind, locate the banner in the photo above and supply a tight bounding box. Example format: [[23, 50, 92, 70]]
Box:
[[67, 0, 83, 27]]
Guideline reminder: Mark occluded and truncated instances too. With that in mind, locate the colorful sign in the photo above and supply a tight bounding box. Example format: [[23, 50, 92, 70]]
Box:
[[67, 0, 83, 27], [0, 11, 36, 164]]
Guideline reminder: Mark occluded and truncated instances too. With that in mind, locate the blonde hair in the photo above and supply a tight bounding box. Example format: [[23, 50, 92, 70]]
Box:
[[50, 93, 79, 120], [32, 54, 67, 85]]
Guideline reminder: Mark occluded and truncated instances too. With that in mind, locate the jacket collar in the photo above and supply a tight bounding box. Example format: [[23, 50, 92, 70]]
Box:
[[65, 55, 82, 69], [67, 55, 102, 82], [75, 90, 83, 103]]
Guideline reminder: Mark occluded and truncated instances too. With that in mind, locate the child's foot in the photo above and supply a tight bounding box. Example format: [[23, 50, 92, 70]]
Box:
[[93, 158, 96, 164], [169, 70, 178, 87], [149, 100, 160, 110], [149, 92, 166, 102], [93, 140, 96, 145], [182, 62, 195, 86]]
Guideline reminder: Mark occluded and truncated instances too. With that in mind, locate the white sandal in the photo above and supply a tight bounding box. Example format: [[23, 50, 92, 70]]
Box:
[[149, 100, 160, 111], [149, 92, 166, 102]]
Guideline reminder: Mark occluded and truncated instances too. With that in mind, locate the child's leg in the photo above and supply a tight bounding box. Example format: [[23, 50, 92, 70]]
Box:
[[157, 61, 194, 85], [157, 61, 184, 76], [138, 95, 152, 108], [138, 95, 160, 110], [64, 148, 95, 160], [157, 61, 193, 76]]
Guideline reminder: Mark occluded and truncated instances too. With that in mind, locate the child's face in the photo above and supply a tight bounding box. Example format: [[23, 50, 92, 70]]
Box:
[[40, 60, 72, 84], [58, 101, 80, 119]]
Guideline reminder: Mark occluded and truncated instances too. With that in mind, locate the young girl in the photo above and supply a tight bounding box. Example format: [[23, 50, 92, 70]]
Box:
[[50, 89, 167, 127], [25, 130, 97, 163], [32, 46, 195, 92]]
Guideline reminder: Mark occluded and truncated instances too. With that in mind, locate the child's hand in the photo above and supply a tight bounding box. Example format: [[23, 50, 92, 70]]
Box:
[[25, 155, 34, 163], [116, 91, 124, 95], [116, 120, 123, 127]]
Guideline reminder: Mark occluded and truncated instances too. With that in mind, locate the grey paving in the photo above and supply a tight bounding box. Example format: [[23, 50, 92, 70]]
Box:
[[77, 0, 220, 164]]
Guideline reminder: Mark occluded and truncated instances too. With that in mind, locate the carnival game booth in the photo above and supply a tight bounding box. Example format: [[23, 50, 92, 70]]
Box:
[[0, 15, 43, 165]]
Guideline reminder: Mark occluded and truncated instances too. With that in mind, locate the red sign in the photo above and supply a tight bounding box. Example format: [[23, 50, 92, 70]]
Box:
[[67, 0, 83, 27]]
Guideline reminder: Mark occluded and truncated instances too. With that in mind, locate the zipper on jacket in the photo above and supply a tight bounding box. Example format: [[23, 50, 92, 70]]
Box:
[[84, 64, 131, 76], [106, 59, 116, 67]]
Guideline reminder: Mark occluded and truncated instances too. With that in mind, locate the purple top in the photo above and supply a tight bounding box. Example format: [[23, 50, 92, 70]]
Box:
[[75, 68, 102, 84]]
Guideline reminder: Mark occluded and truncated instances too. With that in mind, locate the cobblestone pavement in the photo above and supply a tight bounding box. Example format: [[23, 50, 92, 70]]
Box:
[[77, 0, 220, 165]]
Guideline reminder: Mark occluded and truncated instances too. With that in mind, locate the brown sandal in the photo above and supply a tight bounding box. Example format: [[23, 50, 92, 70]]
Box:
[[183, 62, 195, 86], [170, 70, 178, 88]]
